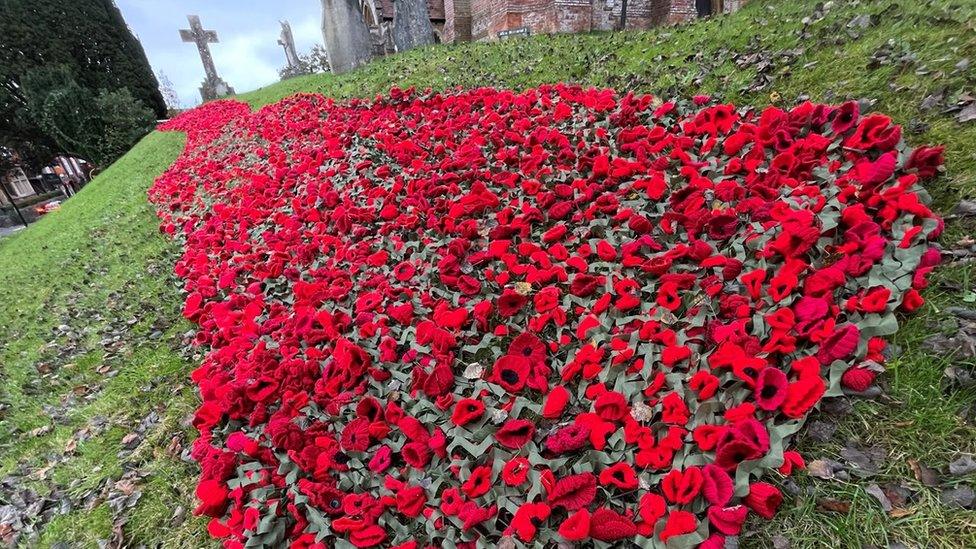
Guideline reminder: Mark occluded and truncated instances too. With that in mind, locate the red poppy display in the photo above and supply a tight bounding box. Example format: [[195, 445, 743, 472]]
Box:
[[153, 86, 941, 547]]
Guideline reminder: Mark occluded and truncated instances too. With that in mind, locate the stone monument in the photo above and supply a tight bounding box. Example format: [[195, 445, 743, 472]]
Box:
[[320, 0, 373, 74], [392, 0, 436, 52], [179, 15, 234, 101], [278, 20, 301, 72]]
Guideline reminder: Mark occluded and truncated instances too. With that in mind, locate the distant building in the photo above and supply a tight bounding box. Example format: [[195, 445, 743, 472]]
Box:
[[1, 156, 89, 207], [0, 168, 35, 204]]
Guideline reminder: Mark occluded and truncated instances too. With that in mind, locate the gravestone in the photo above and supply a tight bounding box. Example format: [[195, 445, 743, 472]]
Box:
[[392, 0, 435, 52], [320, 0, 373, 74], [278, 20, 301, 72], [179, 15, 234, 101]]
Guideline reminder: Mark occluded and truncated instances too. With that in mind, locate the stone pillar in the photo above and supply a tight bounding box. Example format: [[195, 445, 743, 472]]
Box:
[[444, 0, 472, 43], [321, 0, 374, 73], [393, 0, 436, 52]]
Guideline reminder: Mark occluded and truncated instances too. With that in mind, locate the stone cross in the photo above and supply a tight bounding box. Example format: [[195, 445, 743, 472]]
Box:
[[179, 15, 234, 101], [278, 20, 301, 70]]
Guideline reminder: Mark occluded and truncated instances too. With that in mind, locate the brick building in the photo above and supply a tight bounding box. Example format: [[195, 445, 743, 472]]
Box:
[[356, 0, 746, 53], [440, 0, 744, 43]]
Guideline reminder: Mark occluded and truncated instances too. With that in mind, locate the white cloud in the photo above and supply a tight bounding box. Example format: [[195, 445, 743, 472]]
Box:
[[212, 29, 283, 100], [117, 0, 325, 107]]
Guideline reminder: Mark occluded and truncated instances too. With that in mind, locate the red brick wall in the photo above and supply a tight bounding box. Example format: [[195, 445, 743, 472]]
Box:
[[667, 0, 698, 23], [554, 0, 592, 33], [462, 0, 735, 42], [443, 0, 472, 43], [379, 0, 446, 21], [470, 0, 512, 40]]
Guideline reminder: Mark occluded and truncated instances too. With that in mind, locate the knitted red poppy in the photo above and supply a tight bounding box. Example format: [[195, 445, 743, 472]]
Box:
[[588, 508, 638, 541], [508, 502, 551, 542], [557, 508, 590, 541], [501, 457, 531, 486], [544, 423, 590, 454], [349, 524, 386, 548], [489, 355, 531, 393], [754, 367, 789, 411], [450, 398, 485, 427], [461, 465, 492, 498], [194, 479, 229, 517], [841, 366, 876, 392], [395, 485, 426, 518], [541, 385, 570, 419], [701, 464, 734, 506], [660, 509, 698, 542], [599, 462, 638, 490], [494, 419, 535, 449], [660, 466, 704, 505], [744, 482, 784, 519], [707, 504, 749, 535], [156, 90, 941, 547], [632, 494, 664, 530], [547, 473, 597, 511]]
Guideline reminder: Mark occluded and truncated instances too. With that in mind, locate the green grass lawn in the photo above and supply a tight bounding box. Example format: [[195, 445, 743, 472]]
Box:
[[1, 0, 974, 546]]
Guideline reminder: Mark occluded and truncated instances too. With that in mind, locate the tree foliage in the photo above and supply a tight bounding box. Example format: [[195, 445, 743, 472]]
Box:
[[279, 45, 331, 80], [0, 0, 165, 171], [20, 65, 154, 168]]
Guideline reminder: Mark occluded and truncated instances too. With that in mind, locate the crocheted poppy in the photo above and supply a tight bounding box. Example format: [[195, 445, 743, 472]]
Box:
[[489, 355, 531, 393], [754, 367, 789, 411], [507, 332, 546, 364], [451, 398, 485, 427], [545, 423, 590, 454]]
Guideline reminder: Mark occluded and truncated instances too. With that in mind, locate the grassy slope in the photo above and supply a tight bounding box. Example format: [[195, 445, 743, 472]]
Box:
[[1, 0, 974, 546], [0, 132, 206, 547]]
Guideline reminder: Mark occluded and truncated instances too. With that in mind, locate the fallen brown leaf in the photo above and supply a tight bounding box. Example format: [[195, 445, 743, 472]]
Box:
[[816, 498, 852, 514], [908, 459, 940, 487]]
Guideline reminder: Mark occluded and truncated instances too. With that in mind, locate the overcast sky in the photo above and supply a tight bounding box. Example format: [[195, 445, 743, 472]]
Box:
[[116, 1, 324, 107]]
